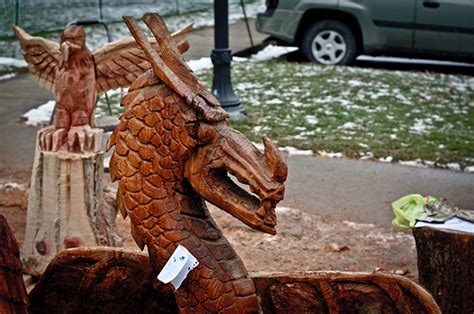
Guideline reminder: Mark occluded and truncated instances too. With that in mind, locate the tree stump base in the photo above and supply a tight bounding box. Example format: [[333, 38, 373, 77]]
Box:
[[22, 129, 121, 276], [413, 226, 474, 314]]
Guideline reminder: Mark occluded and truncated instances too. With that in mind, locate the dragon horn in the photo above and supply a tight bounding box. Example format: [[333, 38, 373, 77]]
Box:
[[262, 136, 288, 183], [123, 15, 228, 122], [123, 16, 195, 104], [142, 13, 228, 120], [170, 22, 193, 45]]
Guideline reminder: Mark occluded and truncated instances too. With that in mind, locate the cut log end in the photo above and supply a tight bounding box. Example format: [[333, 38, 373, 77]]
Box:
[[414, 227, 474, 314]]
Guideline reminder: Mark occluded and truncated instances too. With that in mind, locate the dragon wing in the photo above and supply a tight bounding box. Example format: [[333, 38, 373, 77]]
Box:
[[93, 23, 193, 96], [13, 25, 61, 92]]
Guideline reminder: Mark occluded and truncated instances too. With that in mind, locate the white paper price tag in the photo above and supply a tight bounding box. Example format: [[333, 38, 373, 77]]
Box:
[[157, 245, 199, 289]]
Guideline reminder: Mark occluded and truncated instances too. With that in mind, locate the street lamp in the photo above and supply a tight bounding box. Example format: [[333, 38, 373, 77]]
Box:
[[211, 0, 246, 119]]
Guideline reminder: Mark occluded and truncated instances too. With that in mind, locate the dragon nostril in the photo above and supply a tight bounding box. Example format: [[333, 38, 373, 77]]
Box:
[[264, 213, 276, 226]]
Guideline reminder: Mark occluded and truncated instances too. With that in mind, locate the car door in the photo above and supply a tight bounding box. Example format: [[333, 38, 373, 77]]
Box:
[[369, 0, 417, 51], [414, 0, 474, 57]]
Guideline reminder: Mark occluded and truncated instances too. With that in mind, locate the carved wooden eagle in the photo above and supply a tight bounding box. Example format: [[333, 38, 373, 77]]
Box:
[[13, 23, 192, 152]]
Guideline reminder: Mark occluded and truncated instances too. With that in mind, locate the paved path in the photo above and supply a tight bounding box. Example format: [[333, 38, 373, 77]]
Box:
[[0, 19, 472, 227], [282, 156, 474, 226]]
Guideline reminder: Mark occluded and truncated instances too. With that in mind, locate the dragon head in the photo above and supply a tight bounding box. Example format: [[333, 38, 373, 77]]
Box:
[[120, 13, 288, 236], [184, 123, 287, 235]]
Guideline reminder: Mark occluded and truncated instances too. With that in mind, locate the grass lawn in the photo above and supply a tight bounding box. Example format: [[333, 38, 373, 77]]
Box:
[[96, 60, 472, 169]]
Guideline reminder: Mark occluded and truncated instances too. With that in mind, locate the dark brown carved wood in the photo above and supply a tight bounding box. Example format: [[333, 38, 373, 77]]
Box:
[[29, 248, 176, 314], [0, 215, 28, 314], [413, 227, 474, 314], [107, 13, 287, 313], [28, 248, 440, 314], [253, 272, 440, 314]]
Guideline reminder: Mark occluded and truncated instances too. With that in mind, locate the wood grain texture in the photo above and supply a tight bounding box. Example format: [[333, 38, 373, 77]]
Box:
[[414, 227, 474, 314], [28, 248, 440, 314], [253, 271, 440, 314], [22, 133, 121, 276], [108, 14, 287, 313], [29, 248, 176, 314], [0, 215, 29, 314]]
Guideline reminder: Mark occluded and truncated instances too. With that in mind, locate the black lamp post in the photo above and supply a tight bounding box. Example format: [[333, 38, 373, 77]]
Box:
[[211, 0, 246, 119]]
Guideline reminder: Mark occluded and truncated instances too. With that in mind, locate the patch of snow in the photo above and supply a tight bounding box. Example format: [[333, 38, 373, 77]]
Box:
[[341, 122, 357, 129], [177, 56, 246, 74], [275, 206, 296, 214], [280, 146, 314, 156], [424, 161, 435, 167], [250, 45, 298, 61], [465, 166, 474, 173], [319, 151, 343, 158], [187, 57, 213, 73], [399, 160, 424, 167], [379, 156, 393, 163], [253, 142, 312, 156], [447, 163, 461, 171], [22, 100, 55, 126], [0, 73, 16, 81], [347, 80, 367, 87], [266, 98, 283, 105], [357, 55, 474, 68], [304, 116, 318, 125], [410, 119, 429, 134], [0, 57, 27, 67]]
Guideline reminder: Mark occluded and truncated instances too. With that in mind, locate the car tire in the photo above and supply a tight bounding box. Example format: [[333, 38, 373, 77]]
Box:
[[301, 19, 357, 65]]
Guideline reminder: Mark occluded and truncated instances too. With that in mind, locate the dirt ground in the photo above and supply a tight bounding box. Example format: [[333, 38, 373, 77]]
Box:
[[0, 171, 418, 283]]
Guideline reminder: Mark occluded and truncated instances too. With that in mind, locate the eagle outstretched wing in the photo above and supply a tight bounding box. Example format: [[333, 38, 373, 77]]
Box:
[[93, 23, 193, 95], [13, 23, 193, 97], [13, 25, 61, 93]]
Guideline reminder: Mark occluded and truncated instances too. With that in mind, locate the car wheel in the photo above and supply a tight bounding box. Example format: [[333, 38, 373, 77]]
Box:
[[301, 20, 357, 65]]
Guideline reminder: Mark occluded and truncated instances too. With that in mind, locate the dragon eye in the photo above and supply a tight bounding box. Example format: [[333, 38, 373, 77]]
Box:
[[197, 124, 217, 144]]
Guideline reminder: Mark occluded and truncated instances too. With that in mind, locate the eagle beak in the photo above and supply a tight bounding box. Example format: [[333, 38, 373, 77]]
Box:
[[61, 42, 70, 61]]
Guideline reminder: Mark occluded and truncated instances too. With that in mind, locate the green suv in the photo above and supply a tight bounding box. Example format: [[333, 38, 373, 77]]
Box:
[[256, 0, 474, 65]]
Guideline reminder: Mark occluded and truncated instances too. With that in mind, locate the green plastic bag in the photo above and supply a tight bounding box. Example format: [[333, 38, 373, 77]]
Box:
[[391, 194, 436, 228]]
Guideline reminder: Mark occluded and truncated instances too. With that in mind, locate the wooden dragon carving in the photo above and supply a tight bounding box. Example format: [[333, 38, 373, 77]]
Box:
[[106, 13, 288, 313], [13, 22, 191, 152]]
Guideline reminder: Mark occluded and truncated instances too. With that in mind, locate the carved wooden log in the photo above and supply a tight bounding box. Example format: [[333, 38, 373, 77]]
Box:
[[22, 131, 121, 276], [0, 215, 29, 314], [29, 248, 440, 314], [29, 248, 176, 314], [413, 227, 474, 314], [253, 271, 440, 313]]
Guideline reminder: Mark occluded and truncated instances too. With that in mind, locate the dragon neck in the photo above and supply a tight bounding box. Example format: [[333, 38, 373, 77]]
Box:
[[113, 80, 259, 312], [127, 177, 258, 312]]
